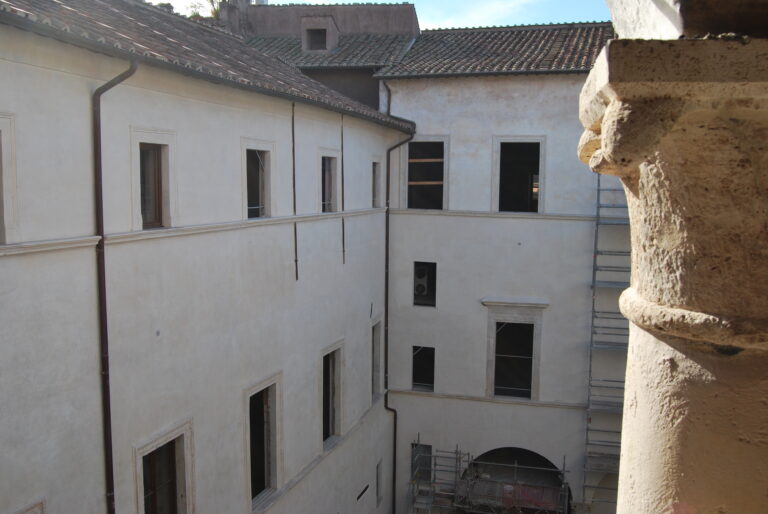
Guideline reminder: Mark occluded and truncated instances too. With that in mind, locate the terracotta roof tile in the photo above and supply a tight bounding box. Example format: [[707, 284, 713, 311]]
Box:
[[0, 0, 414, 132], [376, 22, 613, 78], [249, 33, 415, 68]]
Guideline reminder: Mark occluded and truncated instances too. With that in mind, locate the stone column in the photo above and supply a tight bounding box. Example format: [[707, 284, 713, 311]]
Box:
[[578, 36, 768, 513]]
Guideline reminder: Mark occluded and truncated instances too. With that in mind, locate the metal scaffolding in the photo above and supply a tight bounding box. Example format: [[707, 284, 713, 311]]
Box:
[[409, 444, 570, 514], [582, 174, 630, 511]]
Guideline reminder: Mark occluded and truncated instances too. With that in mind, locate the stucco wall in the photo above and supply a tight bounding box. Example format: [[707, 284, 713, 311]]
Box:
[[386, 73, 597, 508], [0, 26, 400, 514], [386, 75, 598, 214]]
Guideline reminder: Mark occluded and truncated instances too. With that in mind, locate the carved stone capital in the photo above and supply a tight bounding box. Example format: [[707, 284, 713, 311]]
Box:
[[579, 38, 768, 350]]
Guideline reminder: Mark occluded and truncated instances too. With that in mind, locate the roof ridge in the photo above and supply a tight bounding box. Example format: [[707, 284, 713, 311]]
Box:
[[0, 0, 414, 133], [423, 21, 612, 32], [123, 0, 245, 41]]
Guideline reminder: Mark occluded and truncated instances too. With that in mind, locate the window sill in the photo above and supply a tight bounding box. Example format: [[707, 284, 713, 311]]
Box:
[[323, 435, 342, 453], [480, 296, 549, 308], [388, 388, 585, 409], [391, 209, 595, 222], [251, 488, 279, 513]]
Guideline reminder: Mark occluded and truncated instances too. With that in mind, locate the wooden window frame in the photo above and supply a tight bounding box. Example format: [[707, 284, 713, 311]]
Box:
[[406, 139, 448, 210], [139, 143, 164, 229], [131, 128, 176, 231]]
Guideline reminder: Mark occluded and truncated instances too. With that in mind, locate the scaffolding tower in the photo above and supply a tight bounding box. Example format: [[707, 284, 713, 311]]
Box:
[[409, 444, 570, 514], [582, 174, 630, 511]]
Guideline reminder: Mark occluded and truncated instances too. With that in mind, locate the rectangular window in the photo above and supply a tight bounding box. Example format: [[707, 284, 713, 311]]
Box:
[[249, 385, 276, 499], [372, 162, 382, 208], [411, 443, 432, 483], [139, 143, 164, 228], [321, 156, 337, 213], [323, 349, 340, 441], [494, 322, 534, 398], [371, 322, 382, 401], [412, 346, 435, 392], [499, 142, 540, 212], [142, 437, 184, 514], [307, 29, 327, 50], [408, 142, 444, 210], [247, 149, 268, 218], [413, 261, 436, 307]]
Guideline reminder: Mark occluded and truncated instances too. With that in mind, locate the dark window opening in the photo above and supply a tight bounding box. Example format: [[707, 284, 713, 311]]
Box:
[[322, 156, 336, 213], [408, 142, 444, 210], [411, 443, 433, 483], [323, 350, 339, 441], [413, 261, 436, 307], [247, 150, 267, 218], [143, 439, 178, 514], [249, 387, 274, 499], [412, 346, 435, 392], [499, 142, 540, 212], [494, 322, 534, 398], [140, 143, 163, 228], [307, 29, 327, 50], [372, 162, 381, 208]]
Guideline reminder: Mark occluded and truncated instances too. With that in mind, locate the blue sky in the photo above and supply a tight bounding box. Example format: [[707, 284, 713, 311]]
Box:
[[164, 1, 611, 28]]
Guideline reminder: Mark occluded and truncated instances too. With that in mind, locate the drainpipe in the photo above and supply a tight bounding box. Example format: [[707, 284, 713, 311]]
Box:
[[93, 60, 138, 514], [382, 79, 414, 514]]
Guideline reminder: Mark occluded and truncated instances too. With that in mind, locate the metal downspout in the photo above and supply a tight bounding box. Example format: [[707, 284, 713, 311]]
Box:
[[382, 79, 414, 514], [92, 60, 138, 514]]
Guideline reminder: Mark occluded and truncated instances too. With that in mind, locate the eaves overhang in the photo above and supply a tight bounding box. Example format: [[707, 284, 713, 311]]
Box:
[[0, 11, 415, 134]]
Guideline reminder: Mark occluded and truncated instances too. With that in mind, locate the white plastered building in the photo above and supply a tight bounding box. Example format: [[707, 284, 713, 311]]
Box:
[[0, 2, 625, 514]]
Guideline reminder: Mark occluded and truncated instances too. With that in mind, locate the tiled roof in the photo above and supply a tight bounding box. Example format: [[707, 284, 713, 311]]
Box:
[[249, 33, 415, 68], [376, 22, 613, 78], [0, 0, 414, 132]]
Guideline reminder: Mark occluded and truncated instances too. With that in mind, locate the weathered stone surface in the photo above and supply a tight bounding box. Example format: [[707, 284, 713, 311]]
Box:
[[579, 38, 768, 349], [607, 0, 768, 39], [579, 31, 768, 513], [620, 328, 768, 513]]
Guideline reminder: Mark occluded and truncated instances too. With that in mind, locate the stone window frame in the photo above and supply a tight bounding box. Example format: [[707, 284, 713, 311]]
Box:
[[133, 420, 195, 514], [13, 501, 44, 514], [241, 137, 276, 220], [490, 135, 546, 214], [317, 148, 341, 213], [244, 372, 284, 511], [371, 158, 384, 208], [482, 297, 548, 401], [320, 339, 345, 450], [0, 113, 18, 244], [130, 127, 177, 231]]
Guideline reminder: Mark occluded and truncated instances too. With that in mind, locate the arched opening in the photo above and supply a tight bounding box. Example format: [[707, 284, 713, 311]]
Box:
[[456, 447, 570, 514], [588, 473, 617, 514]]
